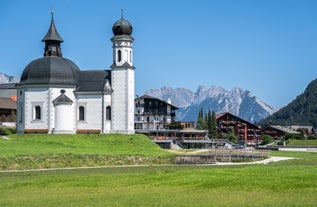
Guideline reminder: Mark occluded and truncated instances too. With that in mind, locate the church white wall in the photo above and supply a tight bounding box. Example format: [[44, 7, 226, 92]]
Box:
[[126, 69, 135, 133], [24, 87, 49, 130], [76, 93, 111, 133], [111, 69, 134, 134], [16, 89, 25, 133], [17, 86, 77, 134], [103, 94, 112, 133], [51, 88, 76, 133], [54, 104, 74, 133]]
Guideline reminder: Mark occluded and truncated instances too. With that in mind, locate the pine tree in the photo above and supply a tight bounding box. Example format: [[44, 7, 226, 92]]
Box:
[[225, 127, 238, 144]]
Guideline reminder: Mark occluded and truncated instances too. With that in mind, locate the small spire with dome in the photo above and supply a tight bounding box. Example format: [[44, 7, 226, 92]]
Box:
[[42, 11, 63, 57], [112, 9, 133, 36]]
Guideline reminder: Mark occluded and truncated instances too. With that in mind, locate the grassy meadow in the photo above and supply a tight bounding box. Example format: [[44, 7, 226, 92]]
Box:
[[1, 134, 317, 206], [287, 139, 317, 146], [0, 134, 174, 170]]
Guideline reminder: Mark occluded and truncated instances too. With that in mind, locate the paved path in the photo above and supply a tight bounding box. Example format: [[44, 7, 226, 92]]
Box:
[[214, 156, 295, 165], [1, 135, 10, 140]]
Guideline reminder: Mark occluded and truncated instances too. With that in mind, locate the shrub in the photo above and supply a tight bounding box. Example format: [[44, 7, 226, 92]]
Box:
[[261, 135, 274, 145], [284, 133, 301, 140], [0, 127, 16, 135], [307, 135, 317, 140]]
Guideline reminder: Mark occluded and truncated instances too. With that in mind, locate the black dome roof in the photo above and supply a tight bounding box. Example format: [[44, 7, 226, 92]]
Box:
[[112, 18, 133, 36], [19, 56, 80, 86]]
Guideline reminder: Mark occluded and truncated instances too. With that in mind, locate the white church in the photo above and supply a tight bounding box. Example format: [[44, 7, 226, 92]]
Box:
[[16, 12, 135, 134]]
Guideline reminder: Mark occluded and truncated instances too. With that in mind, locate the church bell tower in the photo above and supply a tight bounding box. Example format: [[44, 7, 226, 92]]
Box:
[[110, 11, 135, 134]]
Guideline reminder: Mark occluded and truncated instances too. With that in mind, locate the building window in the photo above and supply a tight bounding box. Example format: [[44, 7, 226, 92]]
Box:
[[106, 106, 111, 120], [34, 105, 41, 120], [125, 49, 128, 62], [79, 106, 85, 121], [118, 50, 122, 62]]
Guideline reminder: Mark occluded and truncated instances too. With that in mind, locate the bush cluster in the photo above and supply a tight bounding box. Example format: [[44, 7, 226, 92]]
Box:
[[0, 127, 16, 135]]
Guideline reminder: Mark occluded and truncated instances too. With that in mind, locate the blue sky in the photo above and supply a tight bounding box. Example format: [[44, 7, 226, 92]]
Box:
[[0, 0, 316, 108]]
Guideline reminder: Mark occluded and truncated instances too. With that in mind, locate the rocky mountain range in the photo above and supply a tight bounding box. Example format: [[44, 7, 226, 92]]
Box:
[[145, 86, 276, 123], [0, 73, 20, 84]]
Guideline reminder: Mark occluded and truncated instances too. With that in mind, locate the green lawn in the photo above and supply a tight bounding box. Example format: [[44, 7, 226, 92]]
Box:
[[1, 156, 317, 207], [1, 135, 317, 206], [0, 134, 174, 170]]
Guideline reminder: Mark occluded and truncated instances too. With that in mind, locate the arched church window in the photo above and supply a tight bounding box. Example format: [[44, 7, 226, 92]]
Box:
[[106, 106, 111, 120], [35, 105, 41, 120], [79, 106, 85, 121], [118, 50, 122, 62]]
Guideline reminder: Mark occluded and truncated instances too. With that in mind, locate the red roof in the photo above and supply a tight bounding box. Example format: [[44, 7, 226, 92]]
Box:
[[0, 97, 16, 109]]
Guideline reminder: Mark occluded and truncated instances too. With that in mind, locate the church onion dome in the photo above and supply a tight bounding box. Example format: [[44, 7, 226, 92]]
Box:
[[18, 56, 80, 86], [112, 17, 133, 36]]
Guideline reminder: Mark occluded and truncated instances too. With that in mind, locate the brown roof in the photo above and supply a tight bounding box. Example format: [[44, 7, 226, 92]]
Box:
[[0, 97, 16, 109]]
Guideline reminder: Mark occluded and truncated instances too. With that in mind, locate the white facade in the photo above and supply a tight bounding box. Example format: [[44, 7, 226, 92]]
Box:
[[110, 30, 135, 134], [76, 93, 112, 133], [134, 96, 178, 130]]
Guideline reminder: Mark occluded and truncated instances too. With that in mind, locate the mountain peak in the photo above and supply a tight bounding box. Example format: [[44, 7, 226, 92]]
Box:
[[144, 85, 275, 123]]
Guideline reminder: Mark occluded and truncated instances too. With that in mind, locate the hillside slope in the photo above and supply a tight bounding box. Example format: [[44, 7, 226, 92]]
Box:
[[0, 134, 173, 170], [260, 78, 317, 127]]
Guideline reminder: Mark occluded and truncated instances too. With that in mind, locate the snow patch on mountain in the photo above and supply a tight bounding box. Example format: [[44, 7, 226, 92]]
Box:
[[0, 73, 19, 84]]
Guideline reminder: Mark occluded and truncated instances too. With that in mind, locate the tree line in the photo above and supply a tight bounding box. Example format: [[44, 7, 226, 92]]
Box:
[[196, 108, 240, 143]]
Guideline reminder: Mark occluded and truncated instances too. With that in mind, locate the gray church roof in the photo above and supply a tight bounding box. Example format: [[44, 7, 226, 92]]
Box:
[[18, 56, 80, 86], [76, 70, 111, 92]]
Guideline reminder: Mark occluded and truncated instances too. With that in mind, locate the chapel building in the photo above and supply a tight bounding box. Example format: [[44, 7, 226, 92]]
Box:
[[16, 12, 135, 134]]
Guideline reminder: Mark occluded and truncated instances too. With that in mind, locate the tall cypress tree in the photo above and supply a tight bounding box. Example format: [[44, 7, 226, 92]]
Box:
[[207, 110, 217, 139], [196, 108, 206, 130]]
